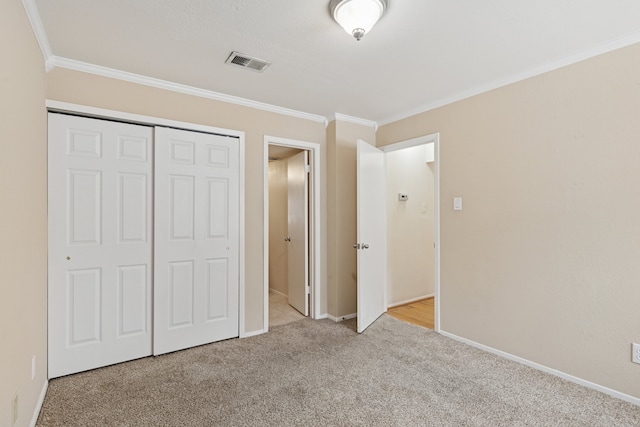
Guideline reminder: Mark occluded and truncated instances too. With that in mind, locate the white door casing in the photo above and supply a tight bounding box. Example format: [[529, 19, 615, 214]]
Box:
[[356, 139, 387, 333], [48, 114, 153, 378], [153, 126, 240, 355], [263, 136, 321, 330], [287, 151, 309, 315]]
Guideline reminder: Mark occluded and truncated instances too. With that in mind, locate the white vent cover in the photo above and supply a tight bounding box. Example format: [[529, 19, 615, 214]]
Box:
[[225, 51, 271, 73]]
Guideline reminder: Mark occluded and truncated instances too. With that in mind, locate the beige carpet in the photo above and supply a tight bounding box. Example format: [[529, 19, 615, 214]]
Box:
[[37, 315, 640, 426]]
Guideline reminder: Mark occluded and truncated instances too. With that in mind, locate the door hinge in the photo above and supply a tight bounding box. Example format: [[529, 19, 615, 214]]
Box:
[[305, 164, 310, 173], [306, 285, 311, 295]]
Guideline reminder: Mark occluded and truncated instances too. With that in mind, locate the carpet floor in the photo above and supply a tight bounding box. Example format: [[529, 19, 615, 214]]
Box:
[[37, 315, 640, 426]]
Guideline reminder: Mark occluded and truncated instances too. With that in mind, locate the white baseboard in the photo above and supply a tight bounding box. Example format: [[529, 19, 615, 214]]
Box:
[[438, 330, 640, 407], [30, 380, 48, 427], [326, 313, 357, 322], [315, 313, 328, 320], [388, 294, 434, 308], [268, 288, 287, 298]]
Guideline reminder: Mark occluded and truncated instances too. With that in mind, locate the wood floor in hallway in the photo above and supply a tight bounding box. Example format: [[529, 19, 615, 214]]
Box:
[[387, 297, 435, 329]]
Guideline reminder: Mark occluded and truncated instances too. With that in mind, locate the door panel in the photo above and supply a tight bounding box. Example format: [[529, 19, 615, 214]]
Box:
[[68, 170, 102, 245], [287, 151, 309, 316], [168, 261, 195, 328], [356, 139, 387, 333], [48, 114, 153, 378], [67, 268, 101, 345], [118, 173, 148, 243], [207, 178, 229, 238], [154, 127, 239, 355], [117, 264, 148, 336], [170, 175, 195, 240], [206, 258, 229, 319]]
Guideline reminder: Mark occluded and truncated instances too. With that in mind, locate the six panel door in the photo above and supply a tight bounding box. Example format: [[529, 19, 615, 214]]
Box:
[[287, 151, 309, 315], [153, 127, 240, 355], [48, 114, 153, 378], [356, 139, 387, 334]]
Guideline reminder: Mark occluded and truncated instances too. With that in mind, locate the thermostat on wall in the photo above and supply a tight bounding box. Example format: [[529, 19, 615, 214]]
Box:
[[398, 193, 409, 201]]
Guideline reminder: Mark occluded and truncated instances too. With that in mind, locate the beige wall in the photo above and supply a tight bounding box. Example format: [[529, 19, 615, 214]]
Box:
[[326, 121, 338, 315], [0, 0, 48, 425], [268, 159, 289, 295], [386, 144, 435, 305], [326, 120, 376, 318], [378, 43, 640, 398], [46, 67, 327, 333]]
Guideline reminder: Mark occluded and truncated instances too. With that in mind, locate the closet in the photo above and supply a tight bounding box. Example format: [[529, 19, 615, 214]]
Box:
[[47, 113, 240, 378]]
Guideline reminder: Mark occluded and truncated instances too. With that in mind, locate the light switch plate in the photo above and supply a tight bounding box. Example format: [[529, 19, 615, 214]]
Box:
[[453, 197, 463, 211]]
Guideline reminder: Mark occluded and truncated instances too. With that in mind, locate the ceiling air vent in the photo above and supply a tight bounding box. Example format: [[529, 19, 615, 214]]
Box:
[[225, 51, 271, 73]]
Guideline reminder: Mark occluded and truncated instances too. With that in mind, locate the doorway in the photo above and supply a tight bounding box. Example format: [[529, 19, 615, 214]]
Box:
[[267, 145, 305, 326], [380, 133, 440, 332], [263, 136, 322, 331]]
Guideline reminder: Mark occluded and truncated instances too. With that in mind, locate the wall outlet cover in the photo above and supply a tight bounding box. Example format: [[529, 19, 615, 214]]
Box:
[[632, 343, 640, 364], [12, 394, 18, 425]]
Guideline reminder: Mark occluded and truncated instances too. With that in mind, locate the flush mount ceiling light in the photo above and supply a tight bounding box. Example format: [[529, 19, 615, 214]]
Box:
[[330, 0, 387, 41]]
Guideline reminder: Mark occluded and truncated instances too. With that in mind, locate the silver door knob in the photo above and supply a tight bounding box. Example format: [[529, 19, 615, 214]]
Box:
[[362, 244, 369, 249], [284, 236, 291, 242]]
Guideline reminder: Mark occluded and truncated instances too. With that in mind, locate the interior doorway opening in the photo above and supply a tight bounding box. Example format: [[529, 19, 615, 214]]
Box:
[[380, 133, 440, 332], [263, 136, 322, 332]]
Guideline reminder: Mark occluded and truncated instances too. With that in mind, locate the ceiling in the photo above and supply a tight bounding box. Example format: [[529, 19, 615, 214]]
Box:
[[268, 145, 302, 161], [33, 0, 640, 124]]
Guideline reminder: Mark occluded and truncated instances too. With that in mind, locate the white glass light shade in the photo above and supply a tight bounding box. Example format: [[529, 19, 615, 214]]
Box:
[[330, 0, 387, 41]]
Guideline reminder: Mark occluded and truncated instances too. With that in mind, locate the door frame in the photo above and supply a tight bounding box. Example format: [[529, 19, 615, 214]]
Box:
[[263, 136, 322, 330], [45, 100, 249, 337], [379, 132, 441, 332]]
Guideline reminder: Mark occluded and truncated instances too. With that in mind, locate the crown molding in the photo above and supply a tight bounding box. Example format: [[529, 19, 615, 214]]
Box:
[[331, 113, 378, 131], [21, 0, 54, 70], [378, 32, 640, 127], [49, 56, 328, 125]]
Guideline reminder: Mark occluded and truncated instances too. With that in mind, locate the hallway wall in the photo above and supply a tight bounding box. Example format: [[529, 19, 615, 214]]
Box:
[[268, 159, 289, 296], [326, 120, 376, 318], [386, 144, 435, 306]]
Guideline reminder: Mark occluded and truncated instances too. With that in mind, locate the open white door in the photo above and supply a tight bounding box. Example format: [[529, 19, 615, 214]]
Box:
[[356, 139, 387, 333], [48, 114, 153, 378], [154, 127, 239, 355], [287, 151, 309, 315]]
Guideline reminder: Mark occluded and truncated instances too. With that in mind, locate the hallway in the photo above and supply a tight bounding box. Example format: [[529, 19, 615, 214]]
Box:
[[387, 298, 434, 329], [269, 290, 305, 327]]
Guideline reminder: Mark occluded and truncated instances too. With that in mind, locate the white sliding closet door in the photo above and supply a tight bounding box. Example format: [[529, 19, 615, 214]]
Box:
[[48, 114, 153, 378], [154, 127, 240, 355]]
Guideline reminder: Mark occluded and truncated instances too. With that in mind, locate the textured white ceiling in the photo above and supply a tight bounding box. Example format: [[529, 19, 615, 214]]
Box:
[[34, 0, 640, 123]]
